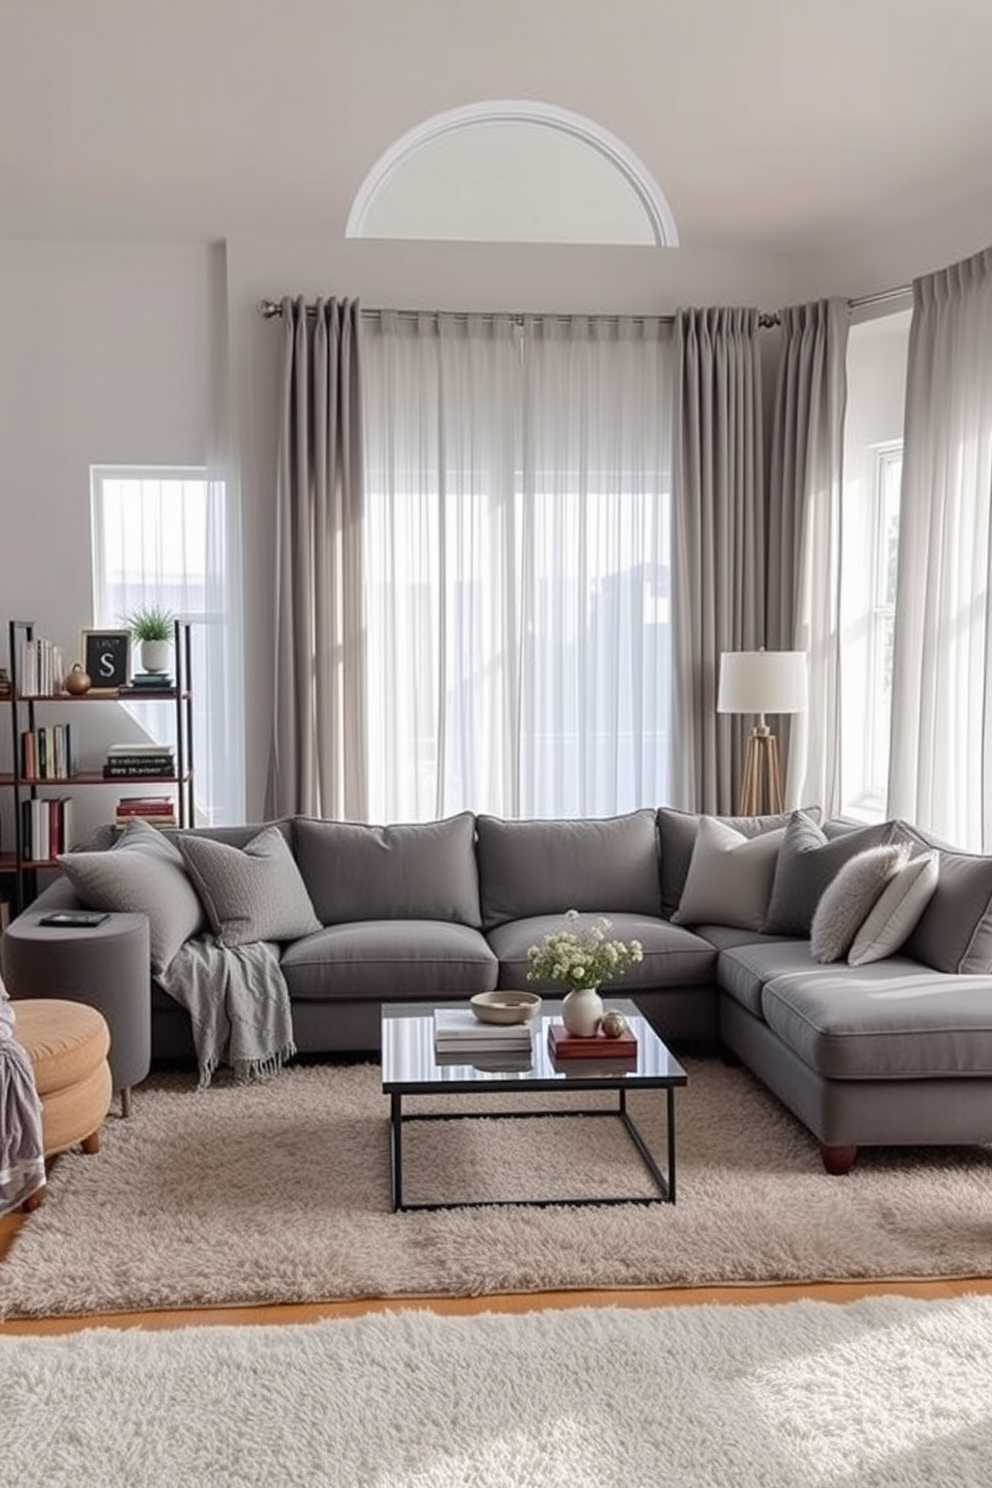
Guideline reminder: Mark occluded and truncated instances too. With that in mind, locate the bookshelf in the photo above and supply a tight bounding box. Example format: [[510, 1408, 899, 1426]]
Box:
[[1, 618, 194, 911]]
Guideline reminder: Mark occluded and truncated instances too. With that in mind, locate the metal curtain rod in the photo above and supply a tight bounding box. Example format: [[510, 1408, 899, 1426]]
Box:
[[257, 298, 780, 328], [258, 284, 912, 326]]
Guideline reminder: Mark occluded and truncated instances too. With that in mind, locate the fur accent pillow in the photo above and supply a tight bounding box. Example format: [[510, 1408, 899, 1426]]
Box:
[[848, 850, 940, 965], [810, 844, 910, 963], [672, 817, 785, 930]]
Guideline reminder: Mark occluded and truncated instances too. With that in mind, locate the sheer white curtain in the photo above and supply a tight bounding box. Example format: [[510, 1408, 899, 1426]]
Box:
[[888, 247, 992, 850], [361, 311, 674, 821]]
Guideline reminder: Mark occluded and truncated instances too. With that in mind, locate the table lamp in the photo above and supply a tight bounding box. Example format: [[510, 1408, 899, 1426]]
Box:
[[717, 650, 808, 815]]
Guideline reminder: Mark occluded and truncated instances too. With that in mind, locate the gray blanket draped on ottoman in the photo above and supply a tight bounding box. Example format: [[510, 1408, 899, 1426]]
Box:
[[0, 988, 46, 1214]]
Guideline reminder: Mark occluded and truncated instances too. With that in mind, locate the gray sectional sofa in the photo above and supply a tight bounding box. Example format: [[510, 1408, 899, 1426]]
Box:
[[5, 804, 992, 1174]]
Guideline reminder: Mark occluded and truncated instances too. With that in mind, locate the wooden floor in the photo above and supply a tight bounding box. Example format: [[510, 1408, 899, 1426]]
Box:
[[4, 1185, 992, 1338]]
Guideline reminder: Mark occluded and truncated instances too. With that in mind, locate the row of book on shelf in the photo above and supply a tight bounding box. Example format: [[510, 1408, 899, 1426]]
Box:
[[16, 636, 64, 697], [15, 734, 176, 781], [19, 796, 75, 862], [20, 724, 79, 780]]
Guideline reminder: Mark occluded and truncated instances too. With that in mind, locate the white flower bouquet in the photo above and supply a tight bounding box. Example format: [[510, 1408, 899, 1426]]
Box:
[[526, 909, 643, 990]]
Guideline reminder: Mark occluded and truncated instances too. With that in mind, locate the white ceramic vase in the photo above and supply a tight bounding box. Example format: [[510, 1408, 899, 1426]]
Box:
[[561, 986, 604, 1038]]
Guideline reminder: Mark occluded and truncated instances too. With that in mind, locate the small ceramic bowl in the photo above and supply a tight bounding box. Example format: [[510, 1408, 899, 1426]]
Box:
[[470, 990, 542, 1025]]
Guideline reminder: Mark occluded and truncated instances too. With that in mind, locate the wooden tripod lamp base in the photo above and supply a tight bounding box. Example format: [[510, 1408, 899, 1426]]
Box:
[[737, 727, 784, 816]]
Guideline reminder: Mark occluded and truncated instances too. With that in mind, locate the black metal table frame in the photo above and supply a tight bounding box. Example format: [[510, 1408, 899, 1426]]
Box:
[[388, 1083, 679, 1212]]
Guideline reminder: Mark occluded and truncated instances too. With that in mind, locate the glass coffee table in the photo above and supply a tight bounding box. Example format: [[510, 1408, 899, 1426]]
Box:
[[380, 998, 687, 1212]]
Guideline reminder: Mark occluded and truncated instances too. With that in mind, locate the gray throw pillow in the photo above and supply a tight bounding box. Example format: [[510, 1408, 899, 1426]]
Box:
[[177, 825, 322, 947], [762, 811, 897, 937], [894, 822, 992, 974], [809, 844, 909, 963], [848, 850, 939, 965], [657, 806, 822, 919], [672, 817, 785, 930], [58, 817, 206, 974]]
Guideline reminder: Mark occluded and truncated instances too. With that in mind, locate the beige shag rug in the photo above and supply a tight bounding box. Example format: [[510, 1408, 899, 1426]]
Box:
[[2, 1058, 991, 1318], [5, 1296, 992, 1486]]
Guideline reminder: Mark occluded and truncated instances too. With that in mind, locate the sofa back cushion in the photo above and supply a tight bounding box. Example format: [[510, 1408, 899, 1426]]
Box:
[[657, 807, 820, 919], [893, 822, 992, 974], [294, 812, 481, 927], [476, 810, 661, 929]]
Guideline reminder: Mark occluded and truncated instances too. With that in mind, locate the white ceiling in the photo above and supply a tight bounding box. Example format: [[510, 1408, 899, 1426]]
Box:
[[2, 0, 992, 261]]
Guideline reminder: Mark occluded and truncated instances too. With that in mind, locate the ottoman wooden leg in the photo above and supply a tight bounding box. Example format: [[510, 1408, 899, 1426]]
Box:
[[22, 1186, 46, 1213], [81, 1131, 101, 1155]]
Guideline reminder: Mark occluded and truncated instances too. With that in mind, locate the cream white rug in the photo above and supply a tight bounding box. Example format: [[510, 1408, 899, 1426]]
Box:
[[5, 1295, 992, 1486], [2, 1058, 992, 1318]]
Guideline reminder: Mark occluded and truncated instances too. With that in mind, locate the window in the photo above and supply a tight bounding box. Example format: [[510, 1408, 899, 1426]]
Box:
[[362, 313, 674, 822], [839, 311, 910, 820], [90, 466, 243, 825]]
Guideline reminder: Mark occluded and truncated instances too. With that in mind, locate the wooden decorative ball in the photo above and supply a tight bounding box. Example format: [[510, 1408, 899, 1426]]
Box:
[[600, 1010, 627, 1039]]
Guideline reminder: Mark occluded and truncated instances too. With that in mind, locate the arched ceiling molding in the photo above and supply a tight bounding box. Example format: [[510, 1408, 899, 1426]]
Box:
[[347, 99, 678, 248]]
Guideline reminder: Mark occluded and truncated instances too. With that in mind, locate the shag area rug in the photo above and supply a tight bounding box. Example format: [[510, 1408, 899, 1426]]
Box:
[[5, 1296, 992, 1486], [2, 1058, 991, 1318]]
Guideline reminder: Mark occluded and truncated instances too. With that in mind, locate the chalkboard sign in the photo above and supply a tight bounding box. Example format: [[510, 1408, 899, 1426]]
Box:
[[81, 629, 131, 691]]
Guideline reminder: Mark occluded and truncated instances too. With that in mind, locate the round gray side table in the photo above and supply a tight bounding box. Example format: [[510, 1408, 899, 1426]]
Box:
[[1, 910, 151, 1117]]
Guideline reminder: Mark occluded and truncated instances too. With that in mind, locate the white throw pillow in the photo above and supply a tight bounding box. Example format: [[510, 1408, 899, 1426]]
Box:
[[672, 817, 786, 931], [848, 850, 940, 965], [810, 844, 909, 963]]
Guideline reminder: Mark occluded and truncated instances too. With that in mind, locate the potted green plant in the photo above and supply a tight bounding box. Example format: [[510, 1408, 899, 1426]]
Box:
[[122, 604, 176, 675]]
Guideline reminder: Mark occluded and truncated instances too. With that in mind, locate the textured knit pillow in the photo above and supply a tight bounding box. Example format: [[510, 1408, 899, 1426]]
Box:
[[672, 817, 785, 930], [847, 850, 940, 965], [763, 811, 896, 936], [57, 817, 206, 974], [177, 825, 321, 947], [810, 844, 909, 963]]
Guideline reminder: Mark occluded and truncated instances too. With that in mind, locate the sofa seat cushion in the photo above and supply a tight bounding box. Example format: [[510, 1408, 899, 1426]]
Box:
[[759, 960, 992, 1079], [716, 940, 815, 1017], [280, 921, 498, 1002], [486, 913, 717, 992], [477, 811, 662, 929]]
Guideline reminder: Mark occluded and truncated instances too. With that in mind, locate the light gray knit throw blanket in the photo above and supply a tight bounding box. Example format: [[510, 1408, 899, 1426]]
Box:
[[158, 936, 296, 1090]]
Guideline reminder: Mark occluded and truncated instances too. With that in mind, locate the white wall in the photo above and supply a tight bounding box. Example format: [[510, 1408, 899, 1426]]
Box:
[[0, 241, 213, 847]]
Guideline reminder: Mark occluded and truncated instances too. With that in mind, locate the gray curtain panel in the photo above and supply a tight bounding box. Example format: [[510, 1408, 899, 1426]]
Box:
[[767, 298, 848, 813], [266, 297, 367, 821], [888, 247, 992, 850], [671, 307, 765, 813]]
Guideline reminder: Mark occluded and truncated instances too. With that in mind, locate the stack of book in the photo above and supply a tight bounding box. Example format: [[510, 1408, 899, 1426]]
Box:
[[103, 742, 176, 778], [433, 1007, 534, 1059], [547, 1023, 638, 1060], [120, 672, 174, 693], [115, 796, 177, 831], [0, 667, 10, 699]]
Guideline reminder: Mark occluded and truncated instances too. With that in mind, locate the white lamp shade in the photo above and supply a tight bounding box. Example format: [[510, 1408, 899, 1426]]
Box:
[[717, 650, 808, 716]]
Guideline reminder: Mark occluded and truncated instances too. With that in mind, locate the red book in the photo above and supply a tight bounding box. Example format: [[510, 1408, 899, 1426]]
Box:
[[547, 1023, 638, 1059]]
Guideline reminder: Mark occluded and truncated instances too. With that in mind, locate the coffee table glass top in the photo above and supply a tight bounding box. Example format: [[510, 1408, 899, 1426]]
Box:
[[381, 998, 687, 1091]]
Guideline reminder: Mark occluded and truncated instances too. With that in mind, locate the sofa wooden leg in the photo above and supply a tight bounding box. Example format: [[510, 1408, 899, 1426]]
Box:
[[81, 1131, 101, 1155], [821, 1143, 858, 1175]]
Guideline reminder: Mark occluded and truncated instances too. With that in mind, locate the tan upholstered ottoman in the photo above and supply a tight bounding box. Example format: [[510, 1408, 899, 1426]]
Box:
[[13, 998, 113, 1210]]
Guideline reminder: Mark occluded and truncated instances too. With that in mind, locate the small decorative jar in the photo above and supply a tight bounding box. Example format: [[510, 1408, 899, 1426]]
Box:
[[63, 663, 91, 696], [561, 986, 604, 1038]]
